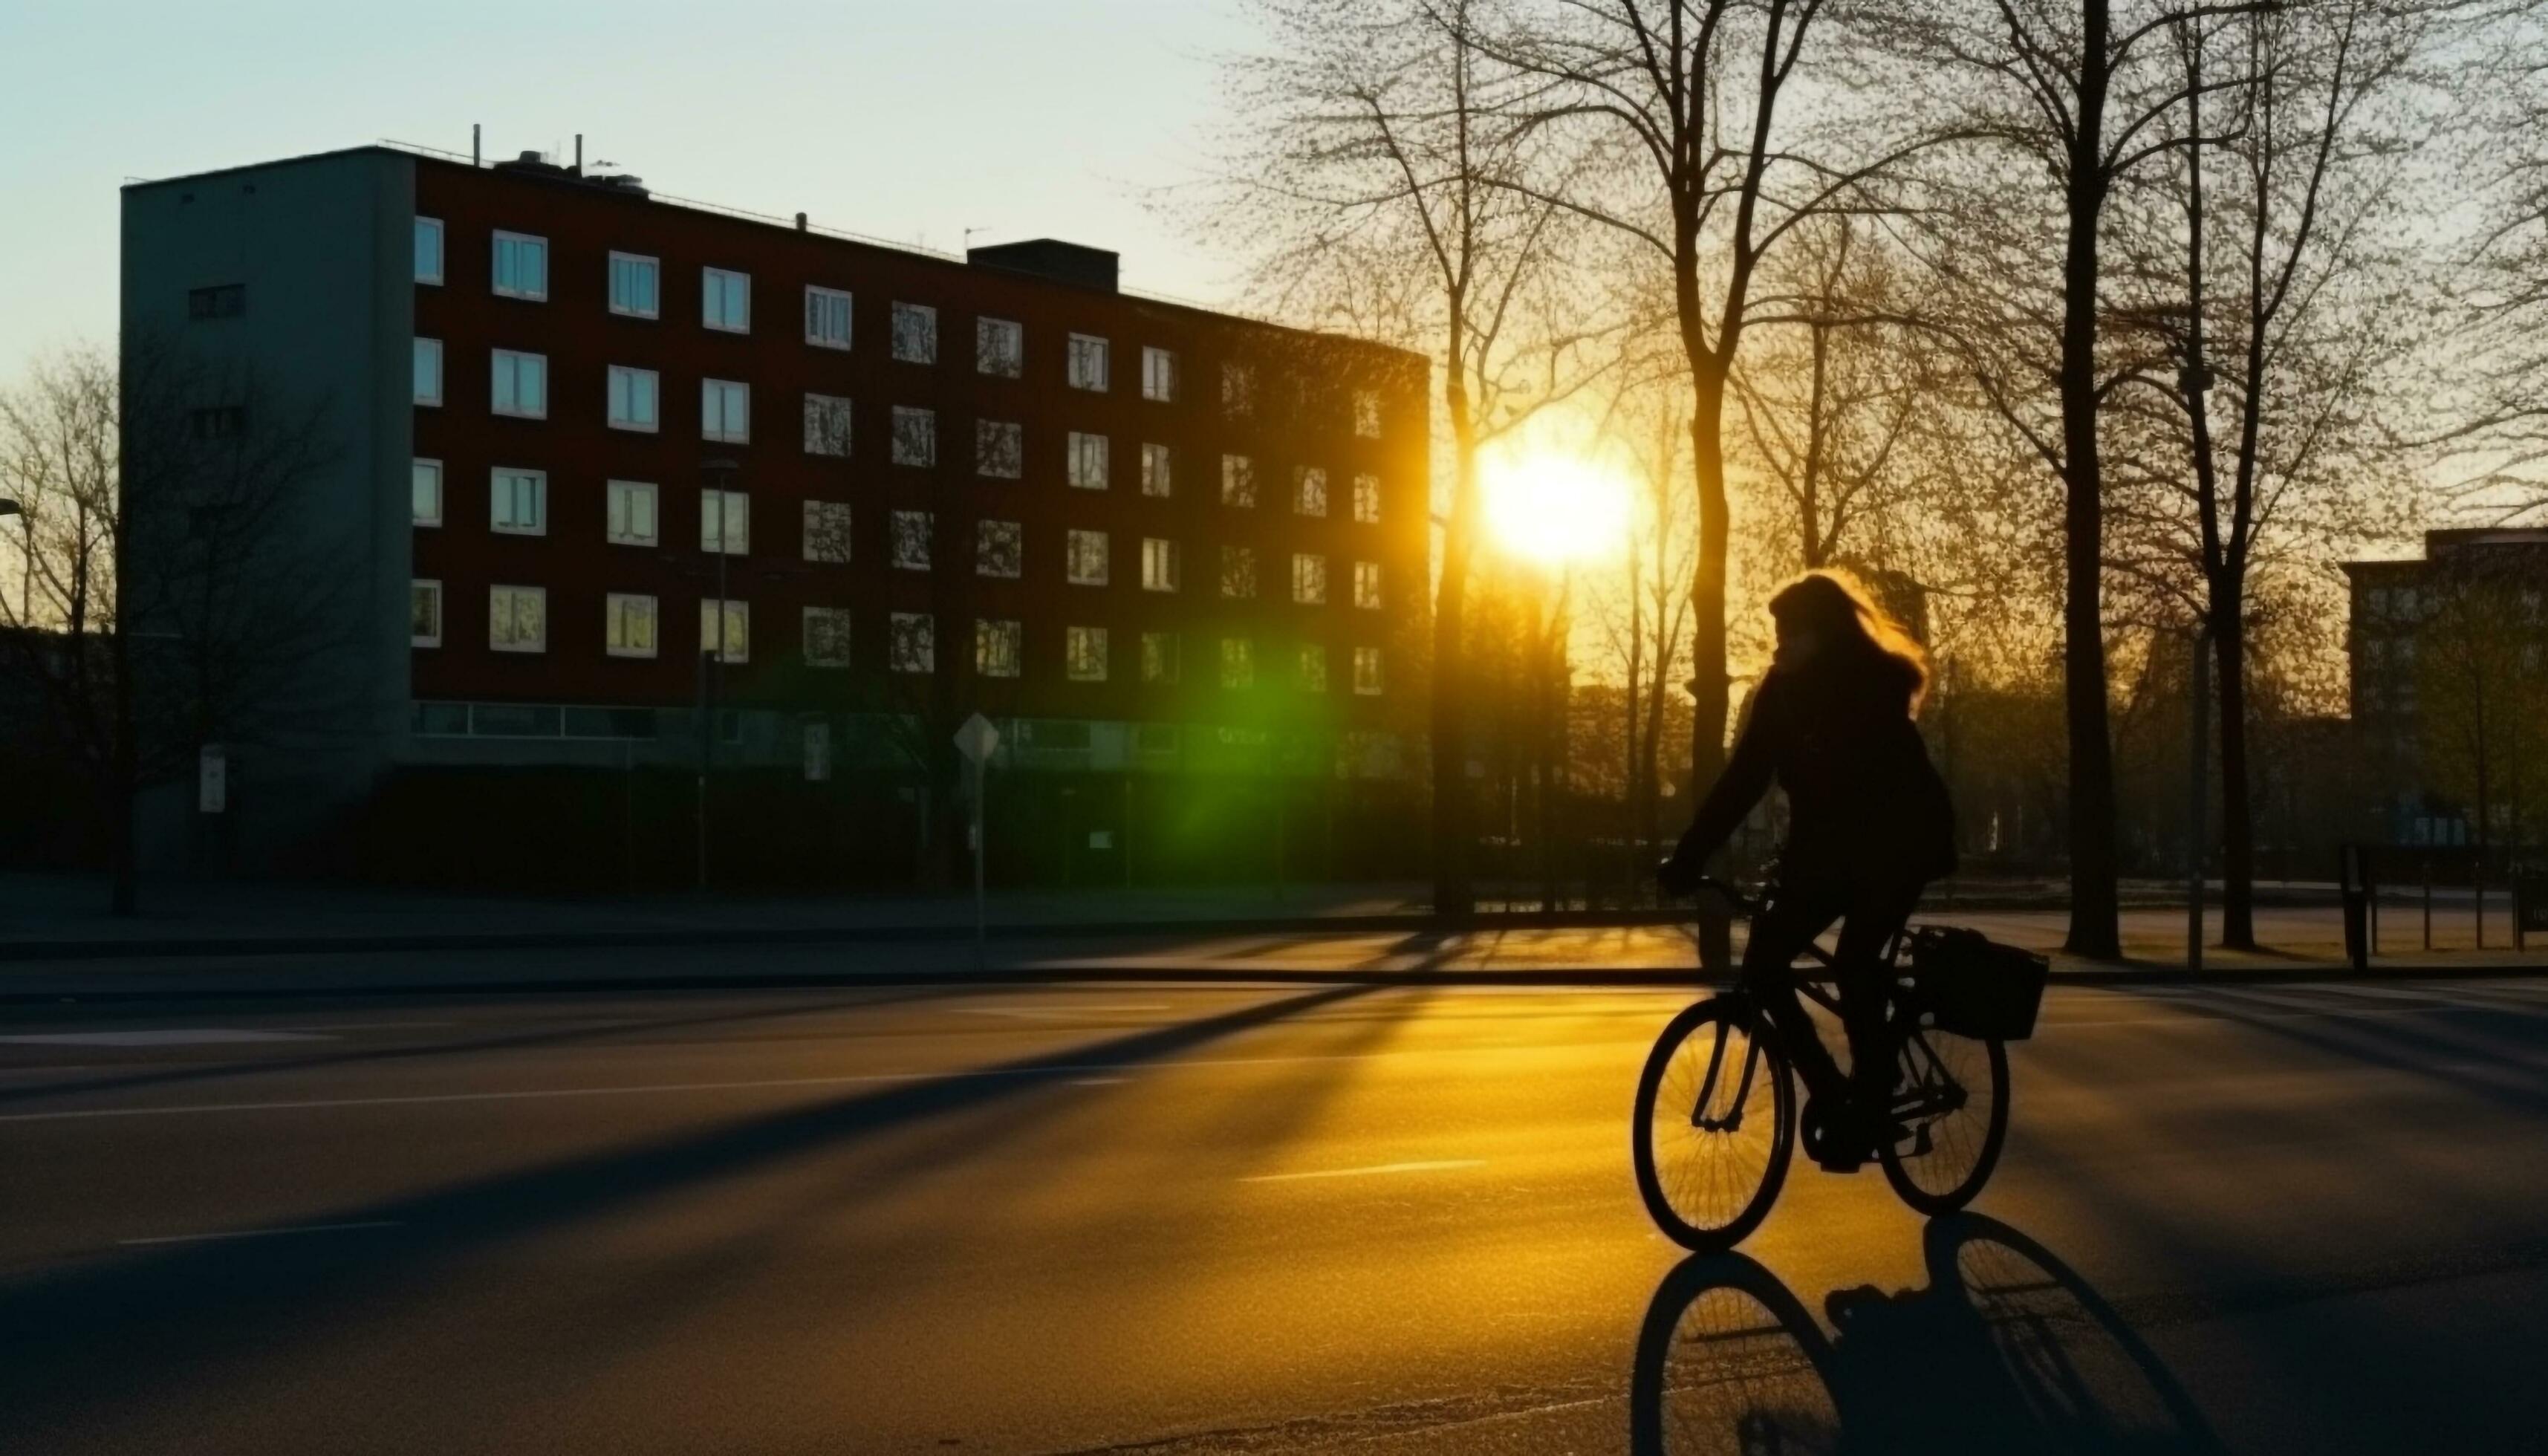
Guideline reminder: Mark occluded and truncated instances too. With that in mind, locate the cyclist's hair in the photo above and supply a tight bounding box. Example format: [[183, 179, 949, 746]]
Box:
[[1768, 569, 1932, 713]]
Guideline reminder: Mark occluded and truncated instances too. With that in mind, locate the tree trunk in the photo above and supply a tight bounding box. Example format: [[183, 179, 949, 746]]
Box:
[[2213, 593, 2257, 948], [1688, 369, 1734, 969]]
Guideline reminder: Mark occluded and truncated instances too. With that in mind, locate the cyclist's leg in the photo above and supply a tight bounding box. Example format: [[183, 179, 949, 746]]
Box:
[[1738, 883, 1849, 1099], [1833, 876, 1928, 1115]]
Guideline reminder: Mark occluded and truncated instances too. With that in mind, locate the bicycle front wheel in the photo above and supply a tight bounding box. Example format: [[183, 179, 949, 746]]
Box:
[[1878, 1025, 2009, 1215], [1633, 997, 1795, 1251]]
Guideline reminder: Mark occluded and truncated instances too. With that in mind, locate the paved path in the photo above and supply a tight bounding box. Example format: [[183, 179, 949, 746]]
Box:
[[4, 975, 2544, 1452]]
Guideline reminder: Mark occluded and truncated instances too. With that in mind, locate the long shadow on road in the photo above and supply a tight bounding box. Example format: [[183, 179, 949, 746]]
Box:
[[0, 984, 1376, 1446]]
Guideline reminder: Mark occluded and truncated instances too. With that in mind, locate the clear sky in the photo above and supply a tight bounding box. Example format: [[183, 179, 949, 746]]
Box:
[[0, 0, 1255, 368]]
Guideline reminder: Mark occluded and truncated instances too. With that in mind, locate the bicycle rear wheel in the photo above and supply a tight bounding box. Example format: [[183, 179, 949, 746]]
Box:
[[1634, 997, 1795, 1250], [1877, 1024, 2009, 1215]]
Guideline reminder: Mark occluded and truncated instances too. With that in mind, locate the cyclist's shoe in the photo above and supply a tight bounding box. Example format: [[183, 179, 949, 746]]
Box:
[[1801, 1096, 1873, 1171]]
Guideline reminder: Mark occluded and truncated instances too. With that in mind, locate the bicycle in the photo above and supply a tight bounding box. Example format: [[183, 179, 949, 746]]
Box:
[[1632, 876, 2032, 1250]]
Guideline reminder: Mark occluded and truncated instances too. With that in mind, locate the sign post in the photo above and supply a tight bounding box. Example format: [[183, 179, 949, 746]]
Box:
[[953, 713, 1001, 967]]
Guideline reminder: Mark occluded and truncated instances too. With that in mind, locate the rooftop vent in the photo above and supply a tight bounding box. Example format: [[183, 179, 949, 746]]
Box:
[[493, 149, 575, 180], [966, 238, 1119, 293]]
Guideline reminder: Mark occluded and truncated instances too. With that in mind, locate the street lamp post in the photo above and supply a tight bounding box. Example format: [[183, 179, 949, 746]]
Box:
[[698, 459, 739, 894]]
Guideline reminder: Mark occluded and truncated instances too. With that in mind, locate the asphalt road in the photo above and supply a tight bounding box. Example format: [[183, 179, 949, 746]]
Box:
[[4, 974, 2546, 1454]]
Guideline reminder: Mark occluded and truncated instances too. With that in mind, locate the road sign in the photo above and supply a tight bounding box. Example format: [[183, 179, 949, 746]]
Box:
[[198, 745, 226, 814], [803, 722, 831, 782], [954, 712, 1000, 764]]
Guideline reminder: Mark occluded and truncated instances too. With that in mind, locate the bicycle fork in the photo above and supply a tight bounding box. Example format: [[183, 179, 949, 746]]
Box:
[[1691, 1000, 1766, 1134]]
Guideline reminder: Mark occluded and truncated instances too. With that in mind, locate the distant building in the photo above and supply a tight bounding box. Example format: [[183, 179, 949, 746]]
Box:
[[120, 142, 1429, 883], [2342, 529, 2548, 846]]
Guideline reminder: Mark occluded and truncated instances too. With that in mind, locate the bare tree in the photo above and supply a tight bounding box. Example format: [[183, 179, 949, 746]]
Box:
[[1215, 0, 1611, 915]]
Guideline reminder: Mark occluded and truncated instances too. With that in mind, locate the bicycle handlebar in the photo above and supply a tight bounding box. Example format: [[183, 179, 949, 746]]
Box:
[[1686, 874, 1767, 914]]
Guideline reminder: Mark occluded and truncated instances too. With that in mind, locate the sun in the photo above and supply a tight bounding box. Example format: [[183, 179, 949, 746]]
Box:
[[1481, 448, 1636, 568]]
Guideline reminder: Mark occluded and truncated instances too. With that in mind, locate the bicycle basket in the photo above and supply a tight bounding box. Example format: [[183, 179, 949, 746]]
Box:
[[1908, 926, 2049, 1041]]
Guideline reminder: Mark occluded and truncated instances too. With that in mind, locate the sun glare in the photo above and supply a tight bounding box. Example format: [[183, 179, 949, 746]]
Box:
[[1481, 450, 1636, 568]]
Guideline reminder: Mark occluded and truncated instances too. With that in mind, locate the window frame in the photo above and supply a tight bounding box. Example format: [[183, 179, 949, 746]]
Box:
[[701, 266, 752, 334], [975, 617, 1024, 679], [1221, 636, 1255, 689], [490, 467, 547, 537], [414, 218, 444, 286], [1353, 559, 1382, 610], [412, 458, 443, 527], [1067, 332, 1111, 392], [489, 584, 547, 654], [891, 301, 939, 364], [605, 592, 660, 660], [803, 499, 854, 564], [701, 488, 750, 556], [1353, 472, 1382, 524], [977, 316, 1024, 377], [490, 348, 548, 419], [1065, 625, 1110, 683], [890, 510, 934, 571], [1142, 631, 1180, 685], [802, 392, 853, 457], [976, 419, 1024, 479], [411, 579, 443, 648], [976, 519, 1024, 579], [606, 364, 660, 433], [1142, 345, 1177, 402], [1292, 552, 1327, 605], [805, 285, 854, 350], [1295, 467, 1328, 517], [608, 251, 661, 319], [1067, 431, 1110, 490], [1298, 643, 1329, 693], [606, 479, 659, 547], [803, 606, 855, 668], [1141, 536, 1180, 594], [890, 612, 936, 674], [891, 406, 937, 468], [413, 337, 443, 407], [1221, 453, 1255, 508], [1353, 645, 1384, 696], [1353, 389, 1383, 438], [701, 377, 751, 443], [491, 230, 548, 302], [698, 598, 750, 664], [1140, 441, 1172, 498], [1066, 529, 1111, 587]]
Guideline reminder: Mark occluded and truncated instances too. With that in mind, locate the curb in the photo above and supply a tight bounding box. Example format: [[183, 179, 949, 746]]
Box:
[[4, 958, 2538, 1006]]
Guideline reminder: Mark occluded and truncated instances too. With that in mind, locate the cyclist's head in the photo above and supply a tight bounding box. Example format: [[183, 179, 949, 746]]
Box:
[[1768, 569, 1931, 712]]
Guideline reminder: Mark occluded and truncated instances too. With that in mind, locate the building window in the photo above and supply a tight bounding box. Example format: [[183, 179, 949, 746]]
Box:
[[806, 285, 854, 349], [1354, 389, 1382, 438], [415, 218, 443, 285], [976, 419, 1023, 478], [701, 489, 749, 555], [412, 459, 443, 527], [491, 468, 547, 536], [1067, 333, 1110, 391], [703, 267, 751, 332], [188, 284, 245, 319], [411, 579, 442, 647], [702, 378, 750, 443], [891, 612, 935, 674], [414, 337, 443, 406], [1296, 467, 1327, 517], [1141, 442, 1172, 497], [976, 618, 1023, 678], [1223, 361, 1255, 417], [804, 394, 852, 456], [891, 406, 937, 467], [977, 519, 1023, 578], [1221, 454, 1255, 507], [1067, 529, 1110, 586], [1353, 559, 1381, 610], [699, 599, 750, 663], [978, 316, 1023, 377], [1143, 631, 1180, 685], [891, 510, 932, 571], [1353, 472, 1381, 524], [606, 594, 659, 659], [490, 585, 547, 653], [1143, 346, 1178, 402], [1066, 626, 1109, 682], [1221, 637, 1254, 689], [1292, 553, 1327, 605], [1298, 643, 1328, 693], [804, 500, 853, 563], [1141, 537, 1180, 593], [607, 365, 660, 432], [1221, 545, 1257, 599], [603, 480, 657, 547], [492, 231, 548, 301], [891, 302, 937, 363], [609, 252, 660, 318], [491, 349, 547, 418], [1353, 646, 1383, 695], [804, 607, 854, 667], [1067, 432, 1110, 490]]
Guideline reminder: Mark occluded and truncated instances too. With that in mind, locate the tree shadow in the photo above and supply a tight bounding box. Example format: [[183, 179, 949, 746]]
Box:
[[0, 984, 1375, 1445], [1632, 1215, 2223, 1454]]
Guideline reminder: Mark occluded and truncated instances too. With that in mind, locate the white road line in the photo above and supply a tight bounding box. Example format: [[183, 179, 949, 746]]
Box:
[[117, 1220, 403, 1247], [1241, 1160, 1486, 1183]]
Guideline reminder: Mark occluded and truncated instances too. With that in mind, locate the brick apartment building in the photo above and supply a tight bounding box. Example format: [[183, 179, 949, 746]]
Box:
[[120, 142, 1430, 885], [2344, 528, 2548, 846]]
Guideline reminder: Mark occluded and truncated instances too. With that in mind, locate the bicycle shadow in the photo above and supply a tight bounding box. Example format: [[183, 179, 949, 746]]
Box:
[[1631, 1215, 2223, 1455]]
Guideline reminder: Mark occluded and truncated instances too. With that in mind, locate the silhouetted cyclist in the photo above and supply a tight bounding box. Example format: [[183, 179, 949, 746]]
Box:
[[1657, 571, 1957, 1167]]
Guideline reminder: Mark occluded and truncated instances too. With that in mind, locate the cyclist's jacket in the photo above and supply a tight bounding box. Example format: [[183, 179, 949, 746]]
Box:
[[1671, 653, 1957, 885]]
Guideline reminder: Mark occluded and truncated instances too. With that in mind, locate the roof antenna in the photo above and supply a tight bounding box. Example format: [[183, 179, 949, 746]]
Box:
[[472, 123, 481, 168], [574, 134, 583, 177]]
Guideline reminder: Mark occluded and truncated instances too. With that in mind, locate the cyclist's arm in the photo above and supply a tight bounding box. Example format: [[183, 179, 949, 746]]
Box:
[[1665, 674, 1783, 871]]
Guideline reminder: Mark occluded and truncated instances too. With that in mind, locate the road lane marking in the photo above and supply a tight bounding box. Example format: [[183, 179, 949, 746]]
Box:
[[1241, 1160, 1485, 1183], [0, 1029, 331, 1047], [117, 1220, 403, 1247], [1068, 1077, 1128, 1086]]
